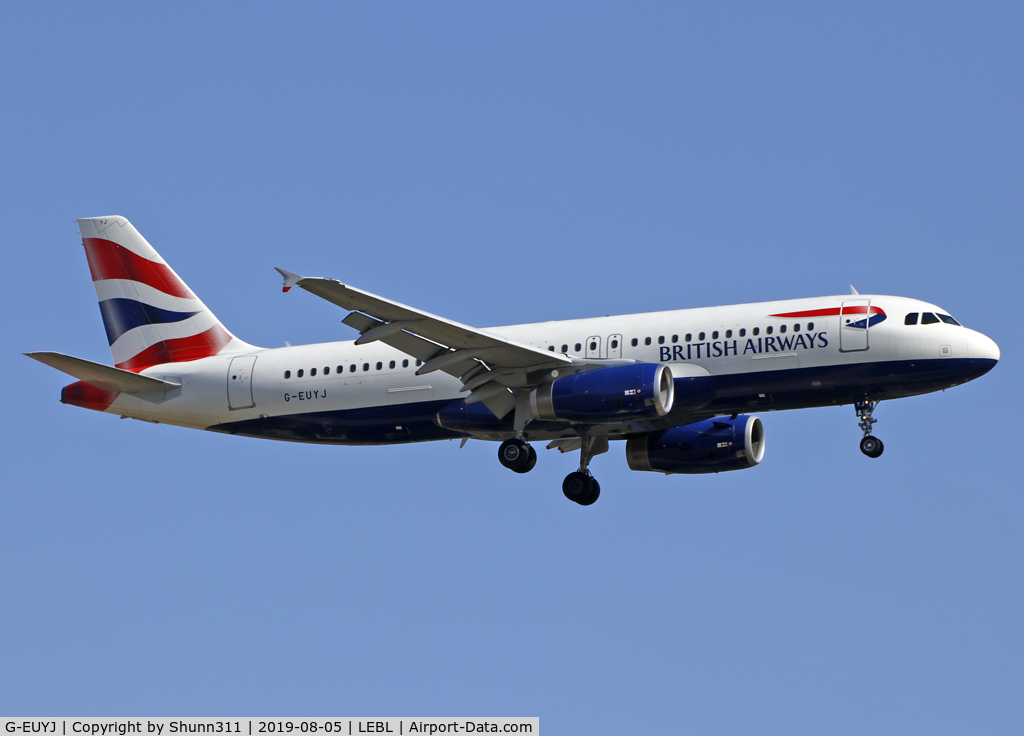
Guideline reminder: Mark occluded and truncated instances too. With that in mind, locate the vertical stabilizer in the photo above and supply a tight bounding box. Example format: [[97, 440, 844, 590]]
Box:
[[77, 216, 257, 371]]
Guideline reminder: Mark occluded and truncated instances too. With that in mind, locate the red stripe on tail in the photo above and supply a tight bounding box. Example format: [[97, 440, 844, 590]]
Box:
[[115, 324, 233, 371], [83, 238, 196, 299]]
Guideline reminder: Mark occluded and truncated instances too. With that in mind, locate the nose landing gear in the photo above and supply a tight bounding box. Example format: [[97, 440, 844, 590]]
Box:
[[855, 397, 884, 458]]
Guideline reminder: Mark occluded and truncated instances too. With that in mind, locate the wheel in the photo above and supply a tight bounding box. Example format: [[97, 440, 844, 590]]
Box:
[[498, 439, 532, 471], [577, 478, 601, 506], [563, 472, 600, 505], [860, 435, 884, 458], [512, 444, 537, 474], [562, 471, 590, 502]]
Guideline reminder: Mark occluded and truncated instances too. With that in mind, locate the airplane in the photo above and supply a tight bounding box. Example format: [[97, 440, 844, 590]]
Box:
[[27, 216, 1000, 506]]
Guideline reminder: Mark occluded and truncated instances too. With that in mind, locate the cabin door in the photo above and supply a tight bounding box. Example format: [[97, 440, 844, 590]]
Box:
[[839, 300, 871, 352], [227, 355, 257, 409]]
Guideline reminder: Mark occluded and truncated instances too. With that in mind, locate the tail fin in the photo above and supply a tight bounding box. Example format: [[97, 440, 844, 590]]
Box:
[[77, 216, 256, 371]]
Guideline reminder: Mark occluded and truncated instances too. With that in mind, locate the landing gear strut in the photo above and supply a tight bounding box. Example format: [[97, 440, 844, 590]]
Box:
[[562, 436, 604, 506], [855, 397, 884, 458], [498, 437, 537, 473]]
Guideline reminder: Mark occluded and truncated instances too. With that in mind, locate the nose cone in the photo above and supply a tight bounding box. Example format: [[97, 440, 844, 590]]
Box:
[[968, 331, 1000, 363]]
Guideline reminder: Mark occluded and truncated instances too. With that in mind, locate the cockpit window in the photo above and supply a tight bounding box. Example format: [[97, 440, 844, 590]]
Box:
[[904, 313, 919, 325], [921, 312, 939, 325], [938, 314, 961, 326]]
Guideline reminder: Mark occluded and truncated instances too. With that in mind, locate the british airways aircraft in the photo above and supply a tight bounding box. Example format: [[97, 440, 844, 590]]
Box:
[[28, 216, 1000, 505]]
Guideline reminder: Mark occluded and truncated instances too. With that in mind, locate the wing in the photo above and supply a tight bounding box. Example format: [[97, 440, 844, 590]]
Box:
[[276, 268, 606, 420]]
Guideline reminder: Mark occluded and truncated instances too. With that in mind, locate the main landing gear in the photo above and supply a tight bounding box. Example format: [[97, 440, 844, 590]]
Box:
[[497, 434, 603, 506], [562, 472, 600, 506], [498, 437, 537, 474], [562, 437, 604, 506], [855, 397, 884, 458]]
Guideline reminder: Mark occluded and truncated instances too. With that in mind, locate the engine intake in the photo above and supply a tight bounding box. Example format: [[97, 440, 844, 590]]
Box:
[[626, 415, 764, 474], [531, 363, 674, 423]]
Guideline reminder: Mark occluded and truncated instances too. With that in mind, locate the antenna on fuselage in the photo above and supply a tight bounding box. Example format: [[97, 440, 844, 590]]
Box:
[[849, 285, 860, 295]]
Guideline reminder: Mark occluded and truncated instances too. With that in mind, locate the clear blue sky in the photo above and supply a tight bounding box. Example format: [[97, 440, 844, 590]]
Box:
[[3, 2, 1022, 732]]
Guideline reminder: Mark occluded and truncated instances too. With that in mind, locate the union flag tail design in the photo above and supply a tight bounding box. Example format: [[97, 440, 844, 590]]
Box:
[[78, 216, 255, 371]]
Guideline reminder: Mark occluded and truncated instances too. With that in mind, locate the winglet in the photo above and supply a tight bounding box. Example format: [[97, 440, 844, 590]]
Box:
[[275, 267, 305, 293]]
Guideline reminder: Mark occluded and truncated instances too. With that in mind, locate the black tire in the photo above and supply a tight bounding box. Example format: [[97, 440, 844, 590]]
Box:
[[860, 435, 884, 458], [498, 439, 531, 471], [577, 478, 601, 506], [513, 445, 538, 474], [562, 471, 591, 503]]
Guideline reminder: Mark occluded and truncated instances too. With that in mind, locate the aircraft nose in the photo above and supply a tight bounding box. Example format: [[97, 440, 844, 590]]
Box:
[[968, 330, 1000, 362]]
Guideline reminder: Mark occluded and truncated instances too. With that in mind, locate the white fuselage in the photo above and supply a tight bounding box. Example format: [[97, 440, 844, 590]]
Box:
[[96, 293, 999, 446]]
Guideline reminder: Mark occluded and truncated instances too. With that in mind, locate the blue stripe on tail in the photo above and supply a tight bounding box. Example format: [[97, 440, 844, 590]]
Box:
[[97, 298, 200, 345]]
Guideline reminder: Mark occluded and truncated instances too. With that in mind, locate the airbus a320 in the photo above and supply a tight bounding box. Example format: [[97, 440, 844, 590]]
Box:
[[28, 217, 1000, 505]]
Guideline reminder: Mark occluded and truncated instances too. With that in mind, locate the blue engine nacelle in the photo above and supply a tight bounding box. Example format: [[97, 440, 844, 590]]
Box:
[[530, 363, 675, 422], [625, 415, 765, 474]]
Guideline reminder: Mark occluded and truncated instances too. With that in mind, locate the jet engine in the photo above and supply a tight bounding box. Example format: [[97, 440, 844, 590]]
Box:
[[625, 415, 764, 474], [530, 363, 674, 422]]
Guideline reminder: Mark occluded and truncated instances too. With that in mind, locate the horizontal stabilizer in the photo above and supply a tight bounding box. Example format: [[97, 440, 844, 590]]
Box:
[[25, 352, 180, 393]]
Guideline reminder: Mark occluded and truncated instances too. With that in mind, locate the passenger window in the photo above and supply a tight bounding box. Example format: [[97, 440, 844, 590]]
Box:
[[752, 328, 759, 336], [630, 338, 638, 347], [921, 312, 939, 325], [575, 343, 582, 352], [766, 326, 773, 334], [793, 324, 800, 332], [905, 313, 919, 325], [685, 334, 692, 342], [284, 370, 291, 379], [297, 369, 304, 378], [611, 339, 619, 349], [310, 367, 317, 376], [779, 325, 786, 334], [657, 336, 665, 345], [939, 314, 961, 326], [562, 344, 569, 352], [698, 332, 705, 341], [807, 322, 814, 331], [416, 359, 422, 366], [324, 366, 330, 374], [376, 362, 383, 370], [590, 341, 597, 350], [712, 331, 719, 339], [402, 359, 409, 368], [336, 366, 343, 374], [726, 330, 732, 338], [548, 345, 555, 351], [363, 363, 369, 371], [739, 329, 746, 337], [349, 364, 356, 373], [389, 360, 396, 369], [644, 337, 651, 346], [671, 335, 678, 343]]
